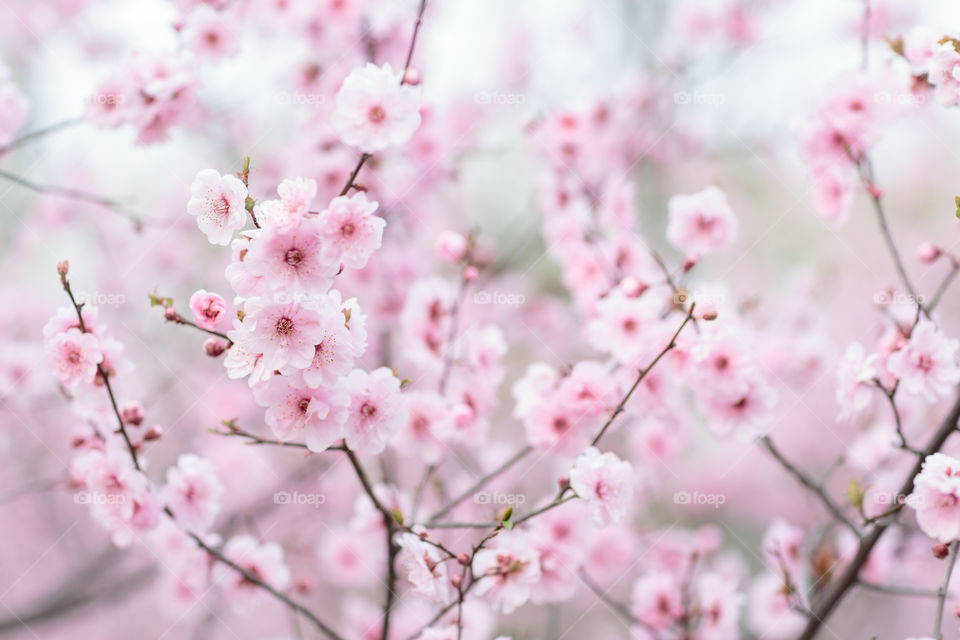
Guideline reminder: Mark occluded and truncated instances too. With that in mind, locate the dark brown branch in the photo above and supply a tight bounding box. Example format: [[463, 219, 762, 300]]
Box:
[[798, 390, 960, 640]]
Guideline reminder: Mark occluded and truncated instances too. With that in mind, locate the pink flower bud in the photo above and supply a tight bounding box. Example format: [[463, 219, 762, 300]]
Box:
[[204, 338, 227, 357], [164, 307, 180, 322], [933, 542, 950, 559], [436, 231, 468, 263], [701, 310, 719, 321], [402, 66, 422, 86], [463, 265, 479, 282], [295, 577, 314, 593], [143, 425, 163, 441], [57, 260, 69, 277], [918, 243, 942, 263], [452, 403, 474, 427], [557, 477, 570, 491], [621, 276, 648, 298], [457, 553, 470, 566], [450, 574, 463, 588], [682, 255, 698, 272], [121, 401, 145, 426]]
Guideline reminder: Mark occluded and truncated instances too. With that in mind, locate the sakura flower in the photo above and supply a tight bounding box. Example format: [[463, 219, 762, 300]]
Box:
[[182, 5, 241, 59], [391, 391, 451, 464], [696, 572, 745, 640], [747, 572, 807, 640], [189, 289, 228, 331], [886, 320, 960, 402], [928, 42, 960, 107], [47, 328, 103, 390], [569, 447, 633, 526], [700, 372, 776, 439], [162, 454, 223, 532], [397, 531, 454, 603], [243, 217, 339, 294], [214, 535, 292, 606], [906, 453, 960, 542], [835, 342, 878, 420], [762, 519, 804, 581], [244, 298, 325, 371], [253, 376, 349, 451], [187, 169, 249, 245], [666, 186, 738, 254], [342, 367, 408, 454], [332, 62, 422, 153], [631, 571, 683, 630], [318, 192, 385, 269], [902, 27, 939, 75], [255, 177, 318, 233], [471, 532, 542, 614], [282, 299, 356, 389]]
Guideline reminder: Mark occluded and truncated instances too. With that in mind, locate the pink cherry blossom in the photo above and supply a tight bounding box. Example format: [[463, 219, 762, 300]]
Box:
[[471, 531, 542, 614], [666, 186, 739, 254], [569, 447, 634, 526], [835, 342, 878, 420], [244, 298, 326, 371], [189, 289, 228, 331], [47, 328, 103, 390], [631, 571, 683, 630], [182, 5, 241, 59], [396, 531, 454, 603], [332, 62, 422, 153], [906, 453, 960, 542], [928, 42, 960, 107], [243, 217, 339, 294], [886, 320, 960, 402], [342, 367, 408, 454], [213, 535, 292, 606], [253, 376, 349, 450], [187, 169, 249, 246], [162, 454, 223, 532], [318, 192, 386, 269], [255, 177, 318, 233]]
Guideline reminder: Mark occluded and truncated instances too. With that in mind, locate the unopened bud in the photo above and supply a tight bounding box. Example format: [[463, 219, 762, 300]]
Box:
[[121, 401, 145, 426], [557, 477, 570, 491], [204, 338, 227, 357], [143, 425, 163, 441], [419, 531, 428, 540], [57, 260, 69, 278], [436, 231, 468, 263], [934, 542, 950, 559], [402, 66, 422, 86], [463, 265, 479, 282], [295, 577, 314, 593], [457, 553, 470, 566], [450, 574, 463, 588], [918, 243, 942, 263], [682, 255, 698, 272], [164, 307, 179, 322], [701, 310, 718, 321]]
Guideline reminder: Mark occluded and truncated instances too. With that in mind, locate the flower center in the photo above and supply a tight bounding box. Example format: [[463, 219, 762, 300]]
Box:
[[368, 105, 386, 123], [275, 317, 295, 336], [361, 402, 378, 418], [341, 222, 355, 237], [285, 248, 303, 267]]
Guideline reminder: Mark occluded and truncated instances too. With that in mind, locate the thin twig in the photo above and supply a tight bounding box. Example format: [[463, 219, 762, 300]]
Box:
[[1, 169, 143, 227], [759, 435, 859, 535], [0, 118, 82, 154], [934, 541, 959, 640]]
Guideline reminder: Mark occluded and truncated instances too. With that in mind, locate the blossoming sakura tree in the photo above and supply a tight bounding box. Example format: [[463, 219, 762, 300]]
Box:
[[6, 0, 960, 639]]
